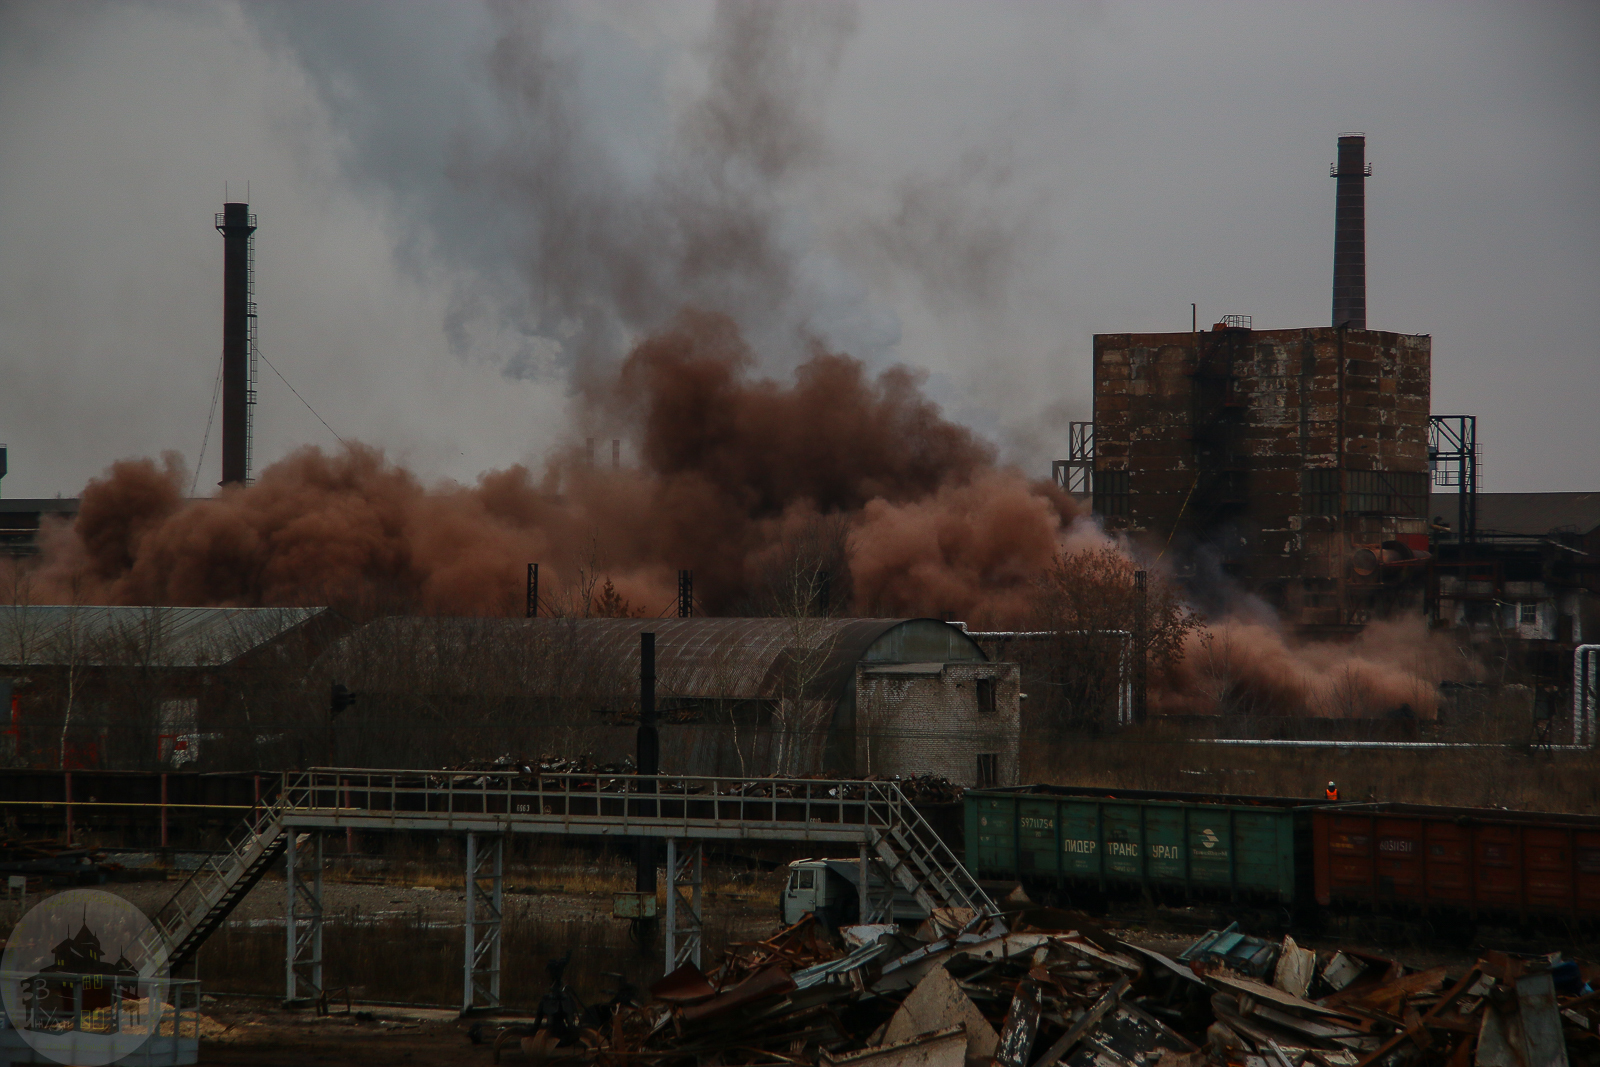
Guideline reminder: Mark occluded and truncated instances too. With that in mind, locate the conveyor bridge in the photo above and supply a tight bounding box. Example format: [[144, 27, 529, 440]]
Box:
[[135, 768, 996, 1012]]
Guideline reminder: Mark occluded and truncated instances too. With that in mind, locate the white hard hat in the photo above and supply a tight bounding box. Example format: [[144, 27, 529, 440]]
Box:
[[1327, 781, 1336, 788]]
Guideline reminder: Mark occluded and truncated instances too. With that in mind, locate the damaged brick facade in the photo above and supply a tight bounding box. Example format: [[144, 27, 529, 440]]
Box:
[[1093, 325, 1431, 632]]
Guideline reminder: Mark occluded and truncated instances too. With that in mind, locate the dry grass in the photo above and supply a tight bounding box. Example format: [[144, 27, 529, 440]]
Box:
[[196, 896, 753, 1008]]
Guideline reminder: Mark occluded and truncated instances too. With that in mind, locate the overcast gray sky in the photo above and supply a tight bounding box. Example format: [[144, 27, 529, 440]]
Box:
[[1, 0, 1595, 499]]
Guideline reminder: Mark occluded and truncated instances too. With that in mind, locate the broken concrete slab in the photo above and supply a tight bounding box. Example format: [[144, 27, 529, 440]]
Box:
[[827, 1026, 969, 1067], [883, 964, 1000, 1067]]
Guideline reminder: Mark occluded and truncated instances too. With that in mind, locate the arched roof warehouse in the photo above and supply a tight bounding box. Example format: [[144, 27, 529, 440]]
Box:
[[327, 617, 1016, 782]]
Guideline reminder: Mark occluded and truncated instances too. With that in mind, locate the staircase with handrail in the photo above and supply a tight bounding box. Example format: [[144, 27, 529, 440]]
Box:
[[135, 792, 293, 971], [129, 770, 997, 974]]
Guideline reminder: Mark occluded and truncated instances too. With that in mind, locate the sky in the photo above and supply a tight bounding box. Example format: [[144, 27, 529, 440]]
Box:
[[1, 0, 1596, 500]]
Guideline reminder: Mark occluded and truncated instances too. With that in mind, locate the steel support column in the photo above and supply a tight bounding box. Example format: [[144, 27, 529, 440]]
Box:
[[857, 841, 870, 925], [285, 831, 323, 1005], [664, 839, 703, 971], [864, 849, 898, 924], [463, 832, 504, 1012]]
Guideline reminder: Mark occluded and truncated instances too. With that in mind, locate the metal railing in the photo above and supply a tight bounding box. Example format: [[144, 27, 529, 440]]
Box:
[[274, 768, 908, 840], [140, 768, 999, 966], [0, 970, 201, 1065], [141, 792, 293, 967]]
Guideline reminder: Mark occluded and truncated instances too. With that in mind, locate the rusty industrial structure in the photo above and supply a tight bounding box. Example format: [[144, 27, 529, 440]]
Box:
[[1081, 134, 1435, 633], [1091, 323, 1430, 632], [1064, 133, 1597, 730]]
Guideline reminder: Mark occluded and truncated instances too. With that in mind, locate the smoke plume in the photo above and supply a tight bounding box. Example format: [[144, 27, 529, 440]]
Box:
[[17, 310, 1080, 626], [10, 309, 1474, 717], [1154, 616, 1472, 719]]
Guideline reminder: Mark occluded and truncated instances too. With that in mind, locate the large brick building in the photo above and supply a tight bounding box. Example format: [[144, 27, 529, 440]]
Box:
[[1091, 324, 1431, 632]]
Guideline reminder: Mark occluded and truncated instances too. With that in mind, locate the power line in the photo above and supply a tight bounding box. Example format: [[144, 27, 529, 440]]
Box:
[[256, 343, 346, 448], [191, 351, 225, 496]]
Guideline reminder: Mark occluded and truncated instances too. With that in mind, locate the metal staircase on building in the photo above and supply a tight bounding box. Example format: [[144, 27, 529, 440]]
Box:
[[136, 799, 292, 971], [863, 787, 999, 924]]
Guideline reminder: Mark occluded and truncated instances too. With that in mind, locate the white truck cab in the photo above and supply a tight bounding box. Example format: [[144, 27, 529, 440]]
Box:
[[781, 858, 930, 928]]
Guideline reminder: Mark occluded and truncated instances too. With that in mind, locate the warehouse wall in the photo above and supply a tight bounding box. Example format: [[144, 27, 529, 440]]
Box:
[[854, 662, 1021, 786]]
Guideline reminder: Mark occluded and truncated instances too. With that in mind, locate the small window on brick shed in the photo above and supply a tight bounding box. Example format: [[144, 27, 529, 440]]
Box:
[[976, 677, 996, 715], [976, 753, 1000, 788]]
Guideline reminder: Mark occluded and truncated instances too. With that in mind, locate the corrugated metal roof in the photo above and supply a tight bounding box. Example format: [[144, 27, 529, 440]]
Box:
[[0, 606, 327, 668], [340, 617, 985, 700], [1430, 492, 1600, 537]]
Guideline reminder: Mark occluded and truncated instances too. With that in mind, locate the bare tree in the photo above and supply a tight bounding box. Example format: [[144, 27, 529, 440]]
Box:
[[1028, 548, 1200, 729]]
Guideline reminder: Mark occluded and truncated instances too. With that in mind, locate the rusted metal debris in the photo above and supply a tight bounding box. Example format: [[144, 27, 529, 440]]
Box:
[[0, 836, 122, 883], [489, 914, 1597, 1067]]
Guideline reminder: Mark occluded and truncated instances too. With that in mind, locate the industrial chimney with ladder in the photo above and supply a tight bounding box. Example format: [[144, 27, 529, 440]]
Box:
[[216, 203, 258, 486], [1331, 134, 1369, 330]]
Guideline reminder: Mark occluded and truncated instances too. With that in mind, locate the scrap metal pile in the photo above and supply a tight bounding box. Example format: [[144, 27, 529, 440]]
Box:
[[0, 836, 122, 884], [502, 910, 1597, 1067], [1179, 925, 1596, 1067]]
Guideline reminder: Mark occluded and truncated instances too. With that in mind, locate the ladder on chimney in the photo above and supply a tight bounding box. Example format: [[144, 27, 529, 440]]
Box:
[[862, 784, 1001, 926], [134, 797, 292, 971]]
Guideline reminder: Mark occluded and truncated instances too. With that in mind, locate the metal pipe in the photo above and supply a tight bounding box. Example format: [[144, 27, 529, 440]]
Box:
[[636, 632, 658, 895], [1575, 645, 1599, 747]]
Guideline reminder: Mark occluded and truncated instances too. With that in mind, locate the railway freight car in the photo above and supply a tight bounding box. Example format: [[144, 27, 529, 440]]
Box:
[[1313, 803, 1600, 922], [965, 785, 1316, 907]]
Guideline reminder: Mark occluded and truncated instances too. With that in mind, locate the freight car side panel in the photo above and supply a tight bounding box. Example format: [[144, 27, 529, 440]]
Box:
[[1525, 828, 1573, 913], [1313, 809, 1600, 920], [977, 792, 1300, 903], [1580, 834, 1600, 913], [1060, 801, 1100, 879], [1101, 804, 1143, 879], [1374, 817, 1425, 902], [1144, 807, 1185, 882], [1475, 826, 1521, 910], [970, 797, 1017, 879], [1234, 811, 1293, 899], [1188, 811, 1234, 888], [1421, 823, 1471, 905], [1018, 799, 1060, 879]]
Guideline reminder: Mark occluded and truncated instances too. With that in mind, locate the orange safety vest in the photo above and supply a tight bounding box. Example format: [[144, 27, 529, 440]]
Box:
[[1326, 787, 1339, 801]]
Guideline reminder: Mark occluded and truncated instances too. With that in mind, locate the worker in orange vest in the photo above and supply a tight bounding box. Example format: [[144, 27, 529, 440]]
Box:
[[1325, 781, 1339, 802]]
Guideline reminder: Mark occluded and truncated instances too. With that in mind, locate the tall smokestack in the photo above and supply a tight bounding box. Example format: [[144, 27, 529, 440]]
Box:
[[1331, 134, 1369, 330], [216, 203, 257, 485]]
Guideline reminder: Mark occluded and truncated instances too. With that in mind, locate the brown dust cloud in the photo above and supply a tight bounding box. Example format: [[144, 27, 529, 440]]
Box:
[[18, 311, 1076, 624], [10, 310, 1465, 718]]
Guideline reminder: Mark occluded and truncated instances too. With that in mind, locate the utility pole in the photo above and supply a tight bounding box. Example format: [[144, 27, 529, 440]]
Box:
[[329, 683, 357, 764], [1132, 572, 1148, 725], [636, 633, 658, 897]]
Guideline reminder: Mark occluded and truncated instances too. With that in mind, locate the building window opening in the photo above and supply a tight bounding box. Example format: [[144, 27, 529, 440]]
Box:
[[976, 753, 1000, 788], [1520, 602, 1539, 625], [976, 677, 996, 716]]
